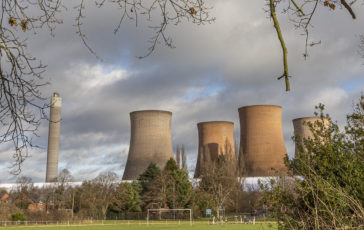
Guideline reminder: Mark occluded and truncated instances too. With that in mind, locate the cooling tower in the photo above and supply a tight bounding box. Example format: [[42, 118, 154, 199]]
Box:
[[46, 93, 62, 182], [122, 110, 174, 180], [194, 121, 236, 178], [238, 105, 287, 177], [293, 117, 330, 155]]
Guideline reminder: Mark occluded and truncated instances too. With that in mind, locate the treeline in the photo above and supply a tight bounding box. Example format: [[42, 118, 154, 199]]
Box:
[[0, 157, 262, 221]]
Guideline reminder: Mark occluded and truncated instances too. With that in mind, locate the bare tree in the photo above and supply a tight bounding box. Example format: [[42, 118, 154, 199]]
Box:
[[0, 0, 63, 174], [93, 171, 118, 219], [58, 168, 73, 185], [197, 154, 240, 219]]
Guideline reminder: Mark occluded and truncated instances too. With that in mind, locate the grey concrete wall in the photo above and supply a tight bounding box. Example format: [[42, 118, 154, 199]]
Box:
[[46, 93, 62, 182], [122, 110, 174, 180], [194, 121, 236, 178], [238, 105, 287, 177]]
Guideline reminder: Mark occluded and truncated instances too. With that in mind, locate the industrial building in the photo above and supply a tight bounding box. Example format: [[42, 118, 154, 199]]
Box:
[[194, 121, 236, 178], [122, 110, 174, 180], [45, 93, 62, 182], [238, 105, 287, 177], [293, 117, 330, 155]]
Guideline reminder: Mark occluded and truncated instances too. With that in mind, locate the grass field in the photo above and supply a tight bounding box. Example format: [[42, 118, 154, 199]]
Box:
[[0, 222, 277, 230]]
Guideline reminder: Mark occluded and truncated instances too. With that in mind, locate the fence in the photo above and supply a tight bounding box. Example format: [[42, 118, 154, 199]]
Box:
[[0, 214, 275, 227]]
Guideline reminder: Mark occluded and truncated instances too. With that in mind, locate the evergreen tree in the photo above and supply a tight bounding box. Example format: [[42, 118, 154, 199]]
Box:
[[176, 145, 181, 168], [143, 158, 194, 209], [181, 145, 188, 172], [110, 182, 142, 214], [137, 163, 161, 195], [165, 158, 179, 172]]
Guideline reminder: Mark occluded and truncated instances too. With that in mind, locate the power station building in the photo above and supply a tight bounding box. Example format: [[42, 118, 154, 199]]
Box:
[[46, 93, 62, 182], [194, 121, 236, 178], [122, 110, 174, 180], [238, 105, 287, 177]]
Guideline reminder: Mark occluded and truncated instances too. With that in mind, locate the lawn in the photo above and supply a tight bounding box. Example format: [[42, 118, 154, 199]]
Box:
[[0, 222, 277, 230]]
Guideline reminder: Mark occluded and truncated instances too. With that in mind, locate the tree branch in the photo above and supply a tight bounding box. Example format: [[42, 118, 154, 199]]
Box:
[[270, 0, 290, 91]]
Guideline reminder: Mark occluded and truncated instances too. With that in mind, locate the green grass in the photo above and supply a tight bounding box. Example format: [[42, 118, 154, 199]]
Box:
[[0, 222, 277, 230]]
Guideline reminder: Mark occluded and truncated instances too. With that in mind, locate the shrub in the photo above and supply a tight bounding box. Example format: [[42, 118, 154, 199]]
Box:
[[11, 213, 26, 221]]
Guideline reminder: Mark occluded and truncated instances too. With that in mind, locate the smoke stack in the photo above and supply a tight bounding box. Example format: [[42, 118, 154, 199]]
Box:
[[292, 117, 330, 155], [122, 110, 174, 180], [194, 121, 236, 178], [46, 93, 62, 182], [238, 105, 287, 177]]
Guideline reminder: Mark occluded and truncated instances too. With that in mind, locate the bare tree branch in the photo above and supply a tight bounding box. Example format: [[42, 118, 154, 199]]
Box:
[[269, 0, 290, 91], [0, 0, 63, 174]]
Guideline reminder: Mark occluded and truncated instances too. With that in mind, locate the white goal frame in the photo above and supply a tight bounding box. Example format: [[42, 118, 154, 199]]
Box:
[[147, 208, 192, 226]]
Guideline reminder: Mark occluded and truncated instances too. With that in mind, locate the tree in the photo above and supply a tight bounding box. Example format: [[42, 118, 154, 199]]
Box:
[[261, 97, 364, 229], [0, 202, 22, 221], [142, 167, 173, 209], [12, 176, 34, 209], [137, 163, 161, 195], [176, 145, 181, 168], [181, 145, 188, 172], [93, 171, 118, 219], [53, 169, 73, 210], [197, 154, 241, 219], [164, 158, 194, 209], [110, 182, 142, 215], [0, 0, 63, 174], [75, 171, 118, 219], [171, 165, 194, 209], [58, 169, 73, 185], [142, 158, 194, 209]]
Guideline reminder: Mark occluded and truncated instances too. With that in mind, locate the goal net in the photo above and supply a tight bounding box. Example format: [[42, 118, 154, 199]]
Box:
[[147, 209, 192, 225]]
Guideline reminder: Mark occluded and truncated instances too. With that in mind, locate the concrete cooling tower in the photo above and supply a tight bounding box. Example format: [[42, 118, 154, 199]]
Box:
[[122, 110, 174, 180], [46, 93, 62, 182], [194, 121, 236, 178], [238, 105, 287, 177], [293, 117, 330, 155]]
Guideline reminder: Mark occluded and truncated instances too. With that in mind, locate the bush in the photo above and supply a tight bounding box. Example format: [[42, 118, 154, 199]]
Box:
[[11, 213, 26, 221], [0, 203, 22, 221]]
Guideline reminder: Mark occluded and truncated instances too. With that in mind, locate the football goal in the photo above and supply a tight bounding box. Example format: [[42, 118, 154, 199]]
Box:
[[147, 209, 192, 226]]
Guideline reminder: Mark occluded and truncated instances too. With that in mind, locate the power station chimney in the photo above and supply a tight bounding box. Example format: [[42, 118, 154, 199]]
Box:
[[122, 110, 174, 180], [292, 117, 329, 155], [238, 105, 287, 177], [46, 93, 62, 182], [194, 121, 236, 178]]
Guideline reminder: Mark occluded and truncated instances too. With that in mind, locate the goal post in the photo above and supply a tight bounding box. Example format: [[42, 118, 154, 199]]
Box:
[[147, 209, 192, 226]]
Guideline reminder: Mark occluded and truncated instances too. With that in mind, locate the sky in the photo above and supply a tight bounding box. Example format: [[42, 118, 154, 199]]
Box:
[[0, 0, 363, 183]]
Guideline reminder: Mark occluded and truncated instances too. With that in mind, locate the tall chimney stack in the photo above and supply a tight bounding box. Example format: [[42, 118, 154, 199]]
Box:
[[46, 93, 62, 182]]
